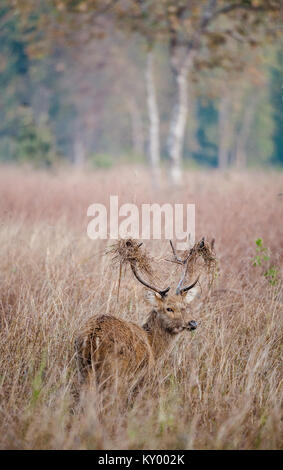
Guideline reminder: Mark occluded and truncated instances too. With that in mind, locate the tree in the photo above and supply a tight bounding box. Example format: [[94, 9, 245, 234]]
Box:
[[122, 0, 282, 184], [4, 0, 283, 176], [270, 45, 283, 166], [0, 0, 72, 165]]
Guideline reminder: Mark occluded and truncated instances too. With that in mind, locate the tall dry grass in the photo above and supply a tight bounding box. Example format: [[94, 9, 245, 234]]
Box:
[[0, 165, 282, 449]]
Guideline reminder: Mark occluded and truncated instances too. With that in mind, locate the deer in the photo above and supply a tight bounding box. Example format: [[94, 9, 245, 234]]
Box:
[[74, 238, 214, 393]]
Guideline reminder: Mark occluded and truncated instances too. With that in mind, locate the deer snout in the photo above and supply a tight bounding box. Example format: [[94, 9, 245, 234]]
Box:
[[186, 320, 197, 331]]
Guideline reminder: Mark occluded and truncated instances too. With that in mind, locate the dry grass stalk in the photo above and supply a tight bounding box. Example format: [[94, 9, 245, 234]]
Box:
[[0, 166, 282, 450]]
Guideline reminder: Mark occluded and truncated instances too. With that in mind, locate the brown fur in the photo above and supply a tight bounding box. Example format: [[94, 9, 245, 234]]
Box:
[[75, 288, 198, 391]]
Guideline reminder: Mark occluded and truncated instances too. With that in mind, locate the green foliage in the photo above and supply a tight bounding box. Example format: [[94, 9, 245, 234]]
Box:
[[0, 1, 70, 165], [252, 238, 279, 285], [264, 267, 279, 286], [30, 351, 47, 407], [90, 153, 114, 169], [248, 98, 275, 167], [15, 108, 58, 167], [193, 101, 218, 167], [0, 0, 282, 169], [247, 59, 276, 167], [119, 152, 147, 166], [270, 46, 283, 166], [253, 238, 269, 266]]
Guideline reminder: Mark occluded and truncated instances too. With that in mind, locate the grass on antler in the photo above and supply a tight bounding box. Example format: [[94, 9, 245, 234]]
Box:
[[107, 238, 153, 276], [174, 238, 218, 288], [106, 239, 156, 297], [189, 238, 216, 271], [170, 238, 216, 272]]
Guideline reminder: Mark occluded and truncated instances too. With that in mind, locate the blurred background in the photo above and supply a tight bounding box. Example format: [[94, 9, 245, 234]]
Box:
[[0, 2, 282, 451], [0, 0, 282, 186]]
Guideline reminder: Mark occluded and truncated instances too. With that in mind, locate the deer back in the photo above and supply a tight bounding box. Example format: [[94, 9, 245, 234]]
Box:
[[75, 314, 154, 386]]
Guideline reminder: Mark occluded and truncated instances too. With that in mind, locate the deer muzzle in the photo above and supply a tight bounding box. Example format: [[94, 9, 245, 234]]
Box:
[[186, 320, 198, 331]]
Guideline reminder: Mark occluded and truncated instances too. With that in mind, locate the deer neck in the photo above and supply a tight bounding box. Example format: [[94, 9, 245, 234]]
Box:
[[142, 310, 176, 360]]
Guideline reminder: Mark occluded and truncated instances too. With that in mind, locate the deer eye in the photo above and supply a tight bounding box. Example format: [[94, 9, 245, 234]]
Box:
[[166, 308, 174, 313]]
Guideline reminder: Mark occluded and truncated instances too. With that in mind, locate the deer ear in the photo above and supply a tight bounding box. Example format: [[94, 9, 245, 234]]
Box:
[[144, 290, 162, 306], [181, 286, 200, 304]]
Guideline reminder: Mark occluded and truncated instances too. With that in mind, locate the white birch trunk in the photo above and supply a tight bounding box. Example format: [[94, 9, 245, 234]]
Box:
[[145, 50, 161, 186], [167, 52, 194, 187]]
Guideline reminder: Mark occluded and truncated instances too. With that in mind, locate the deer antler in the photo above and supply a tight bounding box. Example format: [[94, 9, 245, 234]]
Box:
[[179, 276, 200, 294], [124, 240, 170, 298], [169, 240, 184, 265], [130, 262, 170, 298], [170, 239, 202, 295]]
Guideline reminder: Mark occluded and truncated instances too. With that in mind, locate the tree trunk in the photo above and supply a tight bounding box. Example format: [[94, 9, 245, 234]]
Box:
[[234, 93, 259, 169], [167, 50, 194, 187], [145, 50, 161, 187], [218, 93, 232, 169]]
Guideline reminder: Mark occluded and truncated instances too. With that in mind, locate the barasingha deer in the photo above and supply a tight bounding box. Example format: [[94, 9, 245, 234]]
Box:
[[75, 238, 215, 391]]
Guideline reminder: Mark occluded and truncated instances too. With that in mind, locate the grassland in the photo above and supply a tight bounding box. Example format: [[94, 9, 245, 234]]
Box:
[[0, 165, 282, 449]]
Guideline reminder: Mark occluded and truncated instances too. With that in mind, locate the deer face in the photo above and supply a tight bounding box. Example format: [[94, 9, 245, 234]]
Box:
[[121, 238, 213, 336], [144, 288, 198, 334]]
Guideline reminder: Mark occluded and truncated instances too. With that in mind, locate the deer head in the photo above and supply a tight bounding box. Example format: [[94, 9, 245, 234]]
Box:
[[126, 239, 202, 339]]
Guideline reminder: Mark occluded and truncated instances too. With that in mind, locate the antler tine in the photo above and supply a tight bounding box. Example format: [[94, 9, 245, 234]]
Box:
[[179, 276, 199, 294], [174, 237, 204, 294], [171, 238, 194, 294], [175, 259, 189, 294], [199, 236, 205, 248], [169, 240, 184, 264], [130, 262, 170, 297]]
